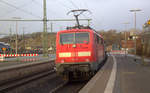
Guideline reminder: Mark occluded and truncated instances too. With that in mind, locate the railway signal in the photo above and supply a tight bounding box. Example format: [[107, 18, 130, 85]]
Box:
[[147, 20, 150, 25], [143, 19, 150, 28]]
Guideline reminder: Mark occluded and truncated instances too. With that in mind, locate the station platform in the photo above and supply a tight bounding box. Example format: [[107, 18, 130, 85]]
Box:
[[79, 55, 150, 93], [0, 55, 55, 71]]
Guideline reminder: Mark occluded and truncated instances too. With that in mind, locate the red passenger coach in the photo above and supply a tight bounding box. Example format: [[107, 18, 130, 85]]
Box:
[[55, 28, 106, 80]]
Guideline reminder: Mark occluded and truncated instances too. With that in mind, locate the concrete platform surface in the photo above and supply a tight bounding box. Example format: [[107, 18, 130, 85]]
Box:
[[80, 55, 150, 93]]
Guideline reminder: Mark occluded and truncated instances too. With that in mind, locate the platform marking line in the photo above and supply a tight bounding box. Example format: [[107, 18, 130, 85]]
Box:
[[104, 55, 117, 93]]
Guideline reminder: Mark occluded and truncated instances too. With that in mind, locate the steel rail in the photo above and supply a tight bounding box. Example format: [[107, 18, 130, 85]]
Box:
[[0, 69, 55, 92]]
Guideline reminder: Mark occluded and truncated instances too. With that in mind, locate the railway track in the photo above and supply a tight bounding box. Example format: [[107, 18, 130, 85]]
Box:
[[49, 80, 88, 93], [0, 60, 56, 93], [50, 57, 108, 93], [0, 69, 56, 92], [0, 56, 108, 93], [0, 59, 87, 93]]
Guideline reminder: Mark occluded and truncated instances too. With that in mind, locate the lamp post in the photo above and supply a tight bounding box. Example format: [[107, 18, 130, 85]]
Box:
[[123, 22, 130, 57], [12, 17, 21, 54], [129, 9, 141, 60]]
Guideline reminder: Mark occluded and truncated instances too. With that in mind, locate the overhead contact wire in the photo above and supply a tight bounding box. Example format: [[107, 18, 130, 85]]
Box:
[[0, 0, 41, 18]]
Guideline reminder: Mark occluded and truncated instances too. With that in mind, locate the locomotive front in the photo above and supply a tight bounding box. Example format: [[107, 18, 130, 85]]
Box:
[[55, 29, 97, 80]]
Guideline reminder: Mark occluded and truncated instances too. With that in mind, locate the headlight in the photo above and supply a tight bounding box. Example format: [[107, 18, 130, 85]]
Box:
[[78, 51, 91, 56], [59, 52, 71, 57]]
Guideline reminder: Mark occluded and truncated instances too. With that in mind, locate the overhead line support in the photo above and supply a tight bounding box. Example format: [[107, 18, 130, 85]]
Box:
[[0, 19, 92, 22], [43, 0, 48, 57]]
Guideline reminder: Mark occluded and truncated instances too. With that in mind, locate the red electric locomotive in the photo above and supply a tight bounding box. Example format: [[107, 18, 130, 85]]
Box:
[[55, 9, 106, 80]]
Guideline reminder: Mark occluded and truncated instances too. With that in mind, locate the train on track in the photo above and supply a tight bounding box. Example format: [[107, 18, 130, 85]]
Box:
[[55, 9, 106, 80]]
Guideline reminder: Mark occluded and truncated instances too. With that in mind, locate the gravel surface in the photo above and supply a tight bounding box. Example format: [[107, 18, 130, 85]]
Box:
[[5, 73, 65, 93], [54, 81, 88, 93]]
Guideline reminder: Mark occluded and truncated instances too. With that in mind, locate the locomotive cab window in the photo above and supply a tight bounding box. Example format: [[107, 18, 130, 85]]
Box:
[[75, 33, 89, 44], [60, 33, 74, 44], [60, 32, 89, 44]]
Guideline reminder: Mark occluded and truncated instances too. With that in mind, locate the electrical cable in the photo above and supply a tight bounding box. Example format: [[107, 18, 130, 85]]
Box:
[[0, 0, 34, 18], [82, 0, 102, 27], [0, 0, 41, 18], [56, 0, 73, 10], [68, 0, 79, 9], [68, 0, 91, 19], [32, 0, 60, 18]]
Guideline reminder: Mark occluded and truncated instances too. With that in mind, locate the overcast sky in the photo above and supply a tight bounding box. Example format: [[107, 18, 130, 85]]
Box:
[[0, 0, 149, 35]]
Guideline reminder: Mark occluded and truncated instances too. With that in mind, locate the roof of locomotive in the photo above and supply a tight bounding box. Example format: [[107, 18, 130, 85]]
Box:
[[57, 29, 103, 39], [57, 29, 93, 33]]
